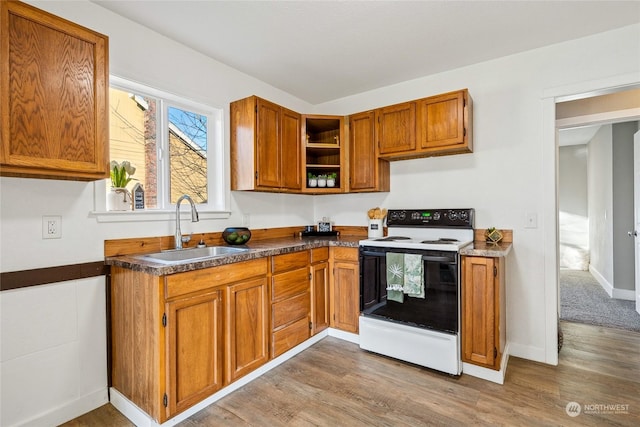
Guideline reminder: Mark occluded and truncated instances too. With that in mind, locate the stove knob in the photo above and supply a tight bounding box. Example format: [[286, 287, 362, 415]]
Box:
[[433, 212, 441, 221], [458, 211, 468, 221], [398, 211, 406, 220], [448, 211, 458, 221]]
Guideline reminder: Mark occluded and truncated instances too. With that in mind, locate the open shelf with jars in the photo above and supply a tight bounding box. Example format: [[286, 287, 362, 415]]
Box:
[[303, 115, 345, 193]]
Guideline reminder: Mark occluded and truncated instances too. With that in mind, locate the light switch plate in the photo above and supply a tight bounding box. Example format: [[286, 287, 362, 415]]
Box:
[[525, 212, 537, 229]]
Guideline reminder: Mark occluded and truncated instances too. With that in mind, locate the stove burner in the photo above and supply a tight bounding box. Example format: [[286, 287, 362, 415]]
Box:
[[374, 236, 411, 241], [420, 238, 460, 244]]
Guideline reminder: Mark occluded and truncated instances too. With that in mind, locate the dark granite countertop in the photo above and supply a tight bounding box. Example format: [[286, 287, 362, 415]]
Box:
[[459, 241, 512, 257], [105, 236, 361, 276]]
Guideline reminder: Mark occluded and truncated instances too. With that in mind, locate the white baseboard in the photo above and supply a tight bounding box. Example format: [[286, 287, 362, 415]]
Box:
[[612, 288, 635, 301], [111, 331, 329, 427], [462, 343, 510, 385], [589, 265, 634, 300], [589, 265, 614, 297], [327, 327, 359, 344], [12, 388, 108, 427]]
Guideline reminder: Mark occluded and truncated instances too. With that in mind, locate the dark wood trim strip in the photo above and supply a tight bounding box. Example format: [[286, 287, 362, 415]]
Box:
[[0, 261, 109, 291]]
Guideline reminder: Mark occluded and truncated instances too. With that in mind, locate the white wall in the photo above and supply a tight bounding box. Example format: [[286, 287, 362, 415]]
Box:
[[558, 145, 589, 270], [1, 0, 639, 425]]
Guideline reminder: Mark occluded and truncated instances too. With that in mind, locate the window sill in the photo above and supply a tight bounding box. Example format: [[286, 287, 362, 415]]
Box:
[[90, 210, 231, 223]]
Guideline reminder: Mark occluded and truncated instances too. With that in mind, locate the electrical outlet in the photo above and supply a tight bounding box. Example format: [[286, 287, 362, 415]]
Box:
[[42, 215, 62, 239], [242, 213, 250, 227]]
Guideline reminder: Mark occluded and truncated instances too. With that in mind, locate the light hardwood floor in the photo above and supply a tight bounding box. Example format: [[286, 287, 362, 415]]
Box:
[[63, 321, 640, 426]]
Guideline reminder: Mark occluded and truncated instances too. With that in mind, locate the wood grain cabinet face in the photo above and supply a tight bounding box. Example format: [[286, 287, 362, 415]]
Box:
[[349, 111, 390, 192], [0, 0, 109, 180], [376, 101, 416, 156], [270, 251, 311, 357], [461, 256, 505, 370], [225, 277, 269, 384], [166, 290, 224, 417], [230, 96, 301, 192], [310, 247, 330, 334], [330, 247, 360, 333], [418, 89, 472, 155]]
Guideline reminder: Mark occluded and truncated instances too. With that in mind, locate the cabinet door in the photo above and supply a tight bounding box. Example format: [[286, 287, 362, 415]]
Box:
[[311, 261, 329, 334], [331, 261, 360, 333], [281, 107, 302, 190], [226, 277, 269, 383], [349, 111, 388, 192], [166, 290, 223, 417], [418, 90, 471, 154], [376, 102, 416, 155], [0, 0, 109, 180], [462, 256, 496, 368], [256, 98, 281, 188]]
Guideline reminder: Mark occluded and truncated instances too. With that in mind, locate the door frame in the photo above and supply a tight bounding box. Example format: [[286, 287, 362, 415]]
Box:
[[542, 72, 640, 365]]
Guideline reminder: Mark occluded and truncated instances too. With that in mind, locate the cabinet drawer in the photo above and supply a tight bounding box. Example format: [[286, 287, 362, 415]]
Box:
[[311, 247, 329, 263], [271, 251, 309, 273], [332, 247, 358, 262], [272, 292, 310, 329], [165, 258, 268, 299], [272, 267, 309, 302], [272, 316, 310, 358]]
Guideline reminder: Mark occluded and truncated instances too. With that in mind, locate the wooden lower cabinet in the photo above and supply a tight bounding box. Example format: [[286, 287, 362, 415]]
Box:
[[110, 246, 364, 422], [166, 290, 223, 416], [225, 277, 269, 383], [270, 251, 311, 357], [461, 255, 505, 370], [110, 258, 268, 423], [330, 247, 360, 333], [310, 247, 330, 334]]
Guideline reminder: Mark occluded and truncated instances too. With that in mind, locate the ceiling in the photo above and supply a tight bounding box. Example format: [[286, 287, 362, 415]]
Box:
[[92, 1, 640, 105]]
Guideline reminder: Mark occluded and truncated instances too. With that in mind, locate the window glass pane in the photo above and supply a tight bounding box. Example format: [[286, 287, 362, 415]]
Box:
[[108, 87, 158, 208], [168, 106, 208, 204]]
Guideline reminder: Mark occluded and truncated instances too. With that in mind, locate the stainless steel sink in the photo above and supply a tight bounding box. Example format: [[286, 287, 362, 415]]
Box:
[[138, 246, 249, 264]]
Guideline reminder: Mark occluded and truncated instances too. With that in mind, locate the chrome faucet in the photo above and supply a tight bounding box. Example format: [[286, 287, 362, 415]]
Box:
[[175, 194, 199, 249]]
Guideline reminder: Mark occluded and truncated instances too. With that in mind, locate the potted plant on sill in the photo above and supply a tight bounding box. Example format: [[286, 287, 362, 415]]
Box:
[[308, 172, 318, 188], [108, 160, 136, 211], [327, 172, 337, 187]]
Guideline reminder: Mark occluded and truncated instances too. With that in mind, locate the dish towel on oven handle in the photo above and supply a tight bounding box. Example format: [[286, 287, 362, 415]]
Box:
[[386, 252, 404, 303], [404, 253, 425, 298]]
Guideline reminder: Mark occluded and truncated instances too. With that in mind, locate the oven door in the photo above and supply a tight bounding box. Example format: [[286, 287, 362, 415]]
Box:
[[359, 245, 459, 334]]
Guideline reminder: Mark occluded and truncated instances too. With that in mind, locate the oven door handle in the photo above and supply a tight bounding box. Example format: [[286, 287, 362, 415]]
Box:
[[360, 250, 387, 257], [360, 251, 455, 264], [421, 255, 456, 263]]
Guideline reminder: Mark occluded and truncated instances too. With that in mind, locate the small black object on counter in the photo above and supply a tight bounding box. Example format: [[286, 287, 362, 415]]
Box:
[[222, 227, 252, 245]]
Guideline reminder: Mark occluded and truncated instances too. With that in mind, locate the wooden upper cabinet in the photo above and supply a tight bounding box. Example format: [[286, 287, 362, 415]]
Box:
[[418, 89, 472, 155], [349, 111, 389, 192], [280, 107, 302, 190], [376, 101, 416, 156], [0, 0, 109, 180], [255, 98, 281, 188], [230, 96, 301, 192], [302, 115, 345, 194]]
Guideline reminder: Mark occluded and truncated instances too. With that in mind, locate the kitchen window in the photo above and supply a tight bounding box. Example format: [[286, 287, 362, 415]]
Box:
[[94, 76, 228, 221]]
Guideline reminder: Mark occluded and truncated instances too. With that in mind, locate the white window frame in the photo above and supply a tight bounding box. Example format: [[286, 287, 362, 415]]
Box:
[[92, 76, 230, 222]]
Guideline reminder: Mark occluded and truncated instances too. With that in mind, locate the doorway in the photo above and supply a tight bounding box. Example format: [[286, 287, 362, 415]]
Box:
[[556, 91, 640, 333]]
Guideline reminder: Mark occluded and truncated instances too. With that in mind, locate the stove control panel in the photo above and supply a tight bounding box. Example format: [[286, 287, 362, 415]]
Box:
[[386, 208, 474, 228]]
